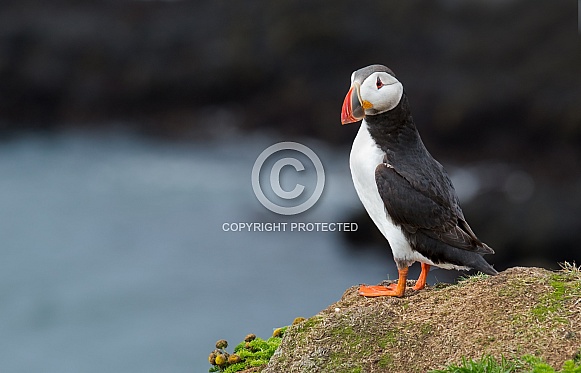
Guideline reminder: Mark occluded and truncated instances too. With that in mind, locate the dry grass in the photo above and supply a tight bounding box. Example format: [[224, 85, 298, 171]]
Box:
[[263, 267, 581, 373]]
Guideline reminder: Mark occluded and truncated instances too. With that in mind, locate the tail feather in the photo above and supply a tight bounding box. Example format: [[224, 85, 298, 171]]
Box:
[[465, 252, 498, 275], [408, 231, 498, 275]]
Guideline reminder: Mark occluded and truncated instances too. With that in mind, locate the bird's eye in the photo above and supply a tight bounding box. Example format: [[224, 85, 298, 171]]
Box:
[[376, 77, 384, 89]]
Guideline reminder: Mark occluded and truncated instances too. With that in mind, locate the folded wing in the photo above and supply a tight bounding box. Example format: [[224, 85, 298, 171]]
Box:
[[375, 162, 493, 255]]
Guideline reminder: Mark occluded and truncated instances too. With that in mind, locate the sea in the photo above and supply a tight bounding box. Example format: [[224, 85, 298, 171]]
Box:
[[1, 131, 419, 373]]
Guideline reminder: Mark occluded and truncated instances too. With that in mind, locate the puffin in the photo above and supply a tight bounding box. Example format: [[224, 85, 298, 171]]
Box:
[[341, 64, 497, 297]]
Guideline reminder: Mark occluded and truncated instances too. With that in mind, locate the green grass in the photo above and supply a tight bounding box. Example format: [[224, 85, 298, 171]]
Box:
[[430, 355, 581, 373], [378, 354, 393, 368], [456, 272, 490, 285], [530, 262, 581, 323]]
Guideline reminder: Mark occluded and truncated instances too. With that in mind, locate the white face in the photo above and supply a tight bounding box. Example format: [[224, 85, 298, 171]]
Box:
[[358, 71, 404, 115]]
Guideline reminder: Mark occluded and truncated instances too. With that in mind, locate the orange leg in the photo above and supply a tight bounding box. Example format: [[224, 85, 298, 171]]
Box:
[[359, 267, 408, 297], [412, 263, 430, 291]]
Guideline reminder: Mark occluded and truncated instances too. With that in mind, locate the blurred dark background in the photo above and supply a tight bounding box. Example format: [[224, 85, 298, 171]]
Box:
[[2, 0, 579, 266], [0, 1, 580, 371]]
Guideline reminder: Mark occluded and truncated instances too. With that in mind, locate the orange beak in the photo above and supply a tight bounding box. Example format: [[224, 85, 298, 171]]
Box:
[[341, 84, 364, 125]]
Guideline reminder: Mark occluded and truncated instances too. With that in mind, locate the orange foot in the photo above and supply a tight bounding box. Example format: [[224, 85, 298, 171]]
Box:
[[358, 268, 408, 297], [358, 284, 402, 297], [358, 263, 431, 297]]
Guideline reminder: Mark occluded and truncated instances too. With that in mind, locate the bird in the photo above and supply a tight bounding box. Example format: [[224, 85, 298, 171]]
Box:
[[341, 64, 497, 297]]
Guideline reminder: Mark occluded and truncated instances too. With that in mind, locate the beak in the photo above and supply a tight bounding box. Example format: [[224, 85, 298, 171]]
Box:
[[341, 83, 365, 125]]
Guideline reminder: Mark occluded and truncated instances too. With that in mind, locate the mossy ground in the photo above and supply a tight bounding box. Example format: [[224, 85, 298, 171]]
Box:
[[263, 266, 581, 373]]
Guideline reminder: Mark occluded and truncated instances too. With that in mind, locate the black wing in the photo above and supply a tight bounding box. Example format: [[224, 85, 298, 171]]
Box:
[[375, 162, 493, 254]]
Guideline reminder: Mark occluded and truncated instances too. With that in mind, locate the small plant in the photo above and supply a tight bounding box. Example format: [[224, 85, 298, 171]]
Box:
[[208, 325, 292, 372], [558, 261, 581, 280], [457, 272, 490, 285], [430, 355, 524, 373]]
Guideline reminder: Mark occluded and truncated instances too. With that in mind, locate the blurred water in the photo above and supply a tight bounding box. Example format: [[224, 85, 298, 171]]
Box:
[[0, 131, 416, 373]]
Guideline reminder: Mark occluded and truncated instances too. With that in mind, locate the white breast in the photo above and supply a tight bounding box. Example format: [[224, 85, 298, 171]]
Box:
[[349, 121, 433, 266]]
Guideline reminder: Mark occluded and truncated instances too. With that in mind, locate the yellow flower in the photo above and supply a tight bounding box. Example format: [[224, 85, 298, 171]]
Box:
[[215, 353, 228, 366]]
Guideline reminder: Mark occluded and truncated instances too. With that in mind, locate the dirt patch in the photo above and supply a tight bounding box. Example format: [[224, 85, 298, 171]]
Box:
[[263, 267, 581, 373]]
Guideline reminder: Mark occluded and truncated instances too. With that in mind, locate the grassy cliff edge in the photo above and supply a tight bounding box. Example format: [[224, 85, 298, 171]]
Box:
[[263, 266, 581, 373]]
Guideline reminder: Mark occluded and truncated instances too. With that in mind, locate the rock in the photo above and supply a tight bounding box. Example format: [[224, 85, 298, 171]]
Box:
[[263, 267, 581, 372]]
